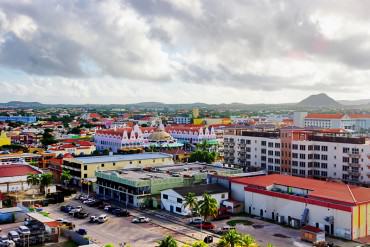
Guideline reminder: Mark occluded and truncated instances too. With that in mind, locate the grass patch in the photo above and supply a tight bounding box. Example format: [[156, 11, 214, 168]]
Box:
[[226, 219, 253, 226]]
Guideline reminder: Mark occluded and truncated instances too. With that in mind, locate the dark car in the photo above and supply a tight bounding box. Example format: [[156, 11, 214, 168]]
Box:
[[61, 205, 74, 213], [74, 211, 89, 219], [75, 228, 87, 235], [112, 208, 130, 217]]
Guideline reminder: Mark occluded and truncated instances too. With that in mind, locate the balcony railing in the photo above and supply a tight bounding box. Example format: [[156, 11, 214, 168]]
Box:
[[349, 163, 361, 168], [348, 153, 361, 158]]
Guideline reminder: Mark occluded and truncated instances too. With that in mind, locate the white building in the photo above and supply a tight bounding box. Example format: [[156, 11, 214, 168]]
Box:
[[0, 164, 43, 193], [161, 184, 228, 216], [303, 113, 370, 130], [224, 127, 370, 185], [173, 117, 191, 124], [230, 174, 370, 240]]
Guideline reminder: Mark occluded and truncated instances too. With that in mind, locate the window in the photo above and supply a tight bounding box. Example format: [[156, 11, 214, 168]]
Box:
[[292, 169, 298, 174], [352, 158, 359, 164], [314, 154, 320, 160], [101, 163, 105, 167], [308, 154, 313, 159], [321, 146, 328, 152], [268, 165, 274, 171], [261, 156, 266, 161], [299, 153, 306, 159], [177, 198, 183, 204], [343, 147, 349, 153], [343, 157, 349, 163], [352, 148, 359, 154], [268, 142, 273, 148], [292, 144, 298, 150], [308, 145, 313, 151], [268, 150, 274, 156], [292, 161, 298, 166], [308, 162, 313, 168], [139, 161, 142, 164], [275, 159, 280, 164], [321, 171, 327, 177], [342, 166, 349, 171], [300, 145, 306, 151], [84, 174, 87, 178], [275, 143, 280, 148], [314, 145, 320, 151], [292, 153, 298, 158], [299, 162, 306, 167], [221, 193, 226, 199], [162, 194, 168, 199], [321, 163, 327, 169], [299, 170, 305, 176], [176, 207, 182, 213], [261, 149, 266, 154], [342, 174, 349, 180], [321, 155, 328, 161], [84, 165, 87, 170], [275, 151, 280, 156], [261, 141, 266, 146], [113, 162, 116, 166], [268, 158, 274, 163], [314, 162, 320, 168]]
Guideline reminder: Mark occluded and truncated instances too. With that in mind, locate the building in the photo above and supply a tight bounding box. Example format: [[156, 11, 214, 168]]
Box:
[[0, 153, 42, 165], [0, 115, 37, 124], [224, 127, 370, 185], [230, 174, 370, 240], [62, 153, 174, 185], [48, 140, 96, 156], [161, 184, 228, 215], [166, 125, 218, 146], [95, 163, 242, 207], [192, 108, 199, 118], [0, 131, 11, 147], [302, 113, 370, 130], [173, 116, 191, 125], [0, 164, 43, 193]]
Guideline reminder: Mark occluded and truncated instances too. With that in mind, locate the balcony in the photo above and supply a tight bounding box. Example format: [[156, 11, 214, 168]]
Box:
[[348, 153, 361, 158], [348, 170, 361, 176], [349, 163, 361, 168]]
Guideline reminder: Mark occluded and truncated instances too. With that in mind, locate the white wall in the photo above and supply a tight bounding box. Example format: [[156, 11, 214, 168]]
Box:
[[245, 191, 352, 239]]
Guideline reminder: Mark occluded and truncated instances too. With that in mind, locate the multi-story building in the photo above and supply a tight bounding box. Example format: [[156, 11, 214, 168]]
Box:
[[224, 127, 370, 185], [95, 163, 241, 207], [166, 125, 218, 145], [0, 115, 37, 124], [172, 116, 191, 124], [48, 140, 96, 156], [293, 112, 370, 130], [62, 153, 174, 185]]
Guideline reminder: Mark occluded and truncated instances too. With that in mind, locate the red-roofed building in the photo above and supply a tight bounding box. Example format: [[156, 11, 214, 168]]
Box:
[[47, 140, 96, 156], [230, 174, 370, 240], [0, 164, 42, 193], [303, 112, 370, 130]]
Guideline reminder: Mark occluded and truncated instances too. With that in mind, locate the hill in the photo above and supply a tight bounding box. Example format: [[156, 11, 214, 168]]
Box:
[[297, 93, 340, 108]]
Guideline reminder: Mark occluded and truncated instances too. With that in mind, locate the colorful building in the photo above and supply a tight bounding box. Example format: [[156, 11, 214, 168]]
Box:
[[0, 131, 11, 147]]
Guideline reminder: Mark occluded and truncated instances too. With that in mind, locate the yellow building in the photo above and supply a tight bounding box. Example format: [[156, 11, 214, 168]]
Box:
[[193, 118, 204, 125], [192, 108, 199, 118], [0, 132, 11, 147], [63, 152, 174, 184]]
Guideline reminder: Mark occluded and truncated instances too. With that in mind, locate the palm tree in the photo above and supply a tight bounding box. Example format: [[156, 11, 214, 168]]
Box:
[[157, 235, 177, 247], [218, 229, 241, 247], [61, 169, 72, 186], [197, 140, 209, 151], [198, 193, 218, 222], [240, 234, 257, 247], [40, 173, 53, 196], [26, 173, 40, 201], [183, 192, 198, 218]]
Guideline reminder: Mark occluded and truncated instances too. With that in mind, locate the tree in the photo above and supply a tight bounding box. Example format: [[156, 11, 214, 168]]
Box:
[[41, 129, 57, 147], [197, 140, 210, 151], [27, 173, 40, 200], [61, 169, 72, 186], [218, 229, 241, 247], [183, 192, 198, 218], [198, 193, 218, 222], [184, 241, 208, 247], [188, 150, 217, 164], [40, 173, 53, 196], [240, 234, 257, 247], [157, 235, 178, 247]]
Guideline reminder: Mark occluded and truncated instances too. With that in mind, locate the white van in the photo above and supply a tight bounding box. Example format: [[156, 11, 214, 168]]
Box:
[[97, 214, 108, 223]]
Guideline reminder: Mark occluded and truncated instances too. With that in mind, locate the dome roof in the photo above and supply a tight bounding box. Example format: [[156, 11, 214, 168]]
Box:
[[148, 129, 172, 142]]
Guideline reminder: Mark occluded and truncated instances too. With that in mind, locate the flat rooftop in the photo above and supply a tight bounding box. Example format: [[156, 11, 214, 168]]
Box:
[[99, 163, 242, 181], [71, 152, 173, 164]]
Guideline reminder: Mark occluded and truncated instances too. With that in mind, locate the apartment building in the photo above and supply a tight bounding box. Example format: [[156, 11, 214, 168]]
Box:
[[224, 127, 370, 185]]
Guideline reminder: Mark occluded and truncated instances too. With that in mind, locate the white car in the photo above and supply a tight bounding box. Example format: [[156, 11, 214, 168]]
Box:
[[97, 214, 108, 223], [189, 217, 203, 225], [16, 226, 30, 236], [131, 216, 150, 223], [0, 235, 15, 247], [7, 231, 19, 242]]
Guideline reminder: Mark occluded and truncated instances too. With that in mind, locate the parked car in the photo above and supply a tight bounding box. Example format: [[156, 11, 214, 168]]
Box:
[[60, 220, 75, 230], [112, 208, 130, 217], [195, 222, 215, 230], [7, 232, 19, 242], [97, 214, 108, 223], [75, 229, 87, 236], [89, 216, 98, 223], [0, 235, 15, 247], [131, 216, 150, 223], [74, 211, 89, 219], [69, 206, 83, 215], [214, 225, 235, 234], [188, 217, 203, 225], [16, 226, 30, 236], [103, 205, 112, 212], [60, 205, 74, 213]]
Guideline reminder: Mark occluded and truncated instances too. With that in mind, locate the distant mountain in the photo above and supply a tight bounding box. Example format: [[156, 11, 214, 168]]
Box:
[[297, 93, 341, 108], [0, 101, 44, 108], [338, 99, 370, 106]]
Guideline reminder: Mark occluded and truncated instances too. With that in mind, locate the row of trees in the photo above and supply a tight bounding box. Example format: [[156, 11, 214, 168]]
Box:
[[26, 173, 54, 196], [157, 230, 274, 247]]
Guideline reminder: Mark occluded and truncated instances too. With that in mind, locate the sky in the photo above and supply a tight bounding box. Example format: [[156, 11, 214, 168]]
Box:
[[1, 0, 370, 104]]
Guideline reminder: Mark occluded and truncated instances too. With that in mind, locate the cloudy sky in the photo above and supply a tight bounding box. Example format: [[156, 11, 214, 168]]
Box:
[[1, 0, 370, 104]]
